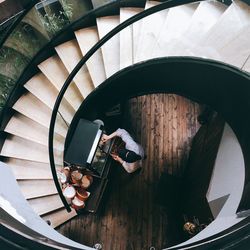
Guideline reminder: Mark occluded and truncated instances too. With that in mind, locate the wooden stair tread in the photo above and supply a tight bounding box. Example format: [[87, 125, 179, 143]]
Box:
[[75, 26, 106, 87], [13, 93, 68, 137], [183, 1, 226, 44], [201, 0, 250, 49], [5, 113, 64, 150], [42, 208, 77, 228], [28, 194, 64, 216], [132, 7, 144, 63], [0, 135, 63, 165], [24, 73, 74, 124], [169, 1, 226, 56], [19, 179, 57, 199], [2, 158, 60, 180], [243, 56, 250, 73], [153, 3, 198, 57], [55, 39, 94, 98], [192, 0, 250, 60], [219, 26, 250, 69], [96, 15, 120, 78], [135, 1, 168, 62], [38, 55, 83, 111], [120, 7, 140, 69]]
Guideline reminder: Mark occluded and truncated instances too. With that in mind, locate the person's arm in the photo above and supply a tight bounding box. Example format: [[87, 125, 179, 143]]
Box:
[[111, 153, 124, 164], [111, 153, 139, 173], [121, 161, 138, 174], [102, 129, 121, 142]]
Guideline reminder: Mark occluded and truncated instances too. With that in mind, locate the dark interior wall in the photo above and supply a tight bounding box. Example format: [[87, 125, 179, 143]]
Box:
[[71, 57, 250, 211]]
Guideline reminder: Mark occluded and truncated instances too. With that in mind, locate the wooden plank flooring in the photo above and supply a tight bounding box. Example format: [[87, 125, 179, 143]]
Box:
[[57, 94, 201, 250]]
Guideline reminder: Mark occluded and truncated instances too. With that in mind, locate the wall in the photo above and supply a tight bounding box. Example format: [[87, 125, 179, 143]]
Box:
[[207, 123, 245, 217]]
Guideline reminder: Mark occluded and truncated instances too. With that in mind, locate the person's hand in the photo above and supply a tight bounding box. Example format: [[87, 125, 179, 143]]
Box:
[[111, 153, 123, 164], [110, 153, 118, 160], [101, 134, 109, 143]]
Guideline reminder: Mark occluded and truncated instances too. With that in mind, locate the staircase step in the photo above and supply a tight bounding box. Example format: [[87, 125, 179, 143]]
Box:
[[13, 92, 68, 137], [24, 73, 74, 124], [184, 1, 226, 45], [194, 0, 250, 60], [2, 158, 60, 180], [0, 135, 63, 165], [170, 1, 226, 56], [5, 113, 64, 150], [28, 194, 64, 216], [96, 15, 120, 77], [75, 27, 106, 87], [219, 26, 250, 69], [42, 208, 77, 228], [38, 55, 83, 110], [19, 179, 57, 199], [55, 39, 94, 98], [243, 57, 250, 73], [132, 7, 144, 63], [135, 1, 168, 62], [153, 2, 198, 57], [120, 8, 135, 69]]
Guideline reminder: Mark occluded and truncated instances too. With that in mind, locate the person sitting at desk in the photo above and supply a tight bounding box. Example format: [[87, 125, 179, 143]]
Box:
[[102, 128, 144, 173]]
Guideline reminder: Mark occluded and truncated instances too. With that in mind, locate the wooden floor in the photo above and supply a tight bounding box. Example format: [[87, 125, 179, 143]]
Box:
[[57, 94, 201, 250]]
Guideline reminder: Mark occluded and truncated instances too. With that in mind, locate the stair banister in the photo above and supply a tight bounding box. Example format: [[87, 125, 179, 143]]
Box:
[[48, 0, 201, 212]]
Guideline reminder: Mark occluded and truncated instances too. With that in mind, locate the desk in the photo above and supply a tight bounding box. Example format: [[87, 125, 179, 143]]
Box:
[[63, 119, 113, 213]]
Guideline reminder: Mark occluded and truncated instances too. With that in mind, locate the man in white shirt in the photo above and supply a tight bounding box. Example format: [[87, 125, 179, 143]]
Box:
[[102, 128, 144, 173]]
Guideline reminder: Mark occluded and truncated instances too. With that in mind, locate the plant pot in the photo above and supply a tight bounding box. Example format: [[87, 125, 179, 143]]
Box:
[[72, 196, 85, 210], [76, 187, 90, 201], [81, 175, 93, 189]]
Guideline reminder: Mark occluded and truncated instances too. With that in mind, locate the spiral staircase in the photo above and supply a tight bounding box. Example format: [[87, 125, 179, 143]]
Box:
[[0, 0, 250, 249]]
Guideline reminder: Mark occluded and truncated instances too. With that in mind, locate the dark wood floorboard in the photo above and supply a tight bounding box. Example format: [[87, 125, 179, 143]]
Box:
[[57, 94, 201, 250]]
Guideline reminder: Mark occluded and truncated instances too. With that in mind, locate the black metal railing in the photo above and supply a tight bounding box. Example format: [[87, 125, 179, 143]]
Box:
[[1, 0, 250, 249], [0, 0, 126, 212], [48, 0, 201, 211], [47, 0, 250, 249]]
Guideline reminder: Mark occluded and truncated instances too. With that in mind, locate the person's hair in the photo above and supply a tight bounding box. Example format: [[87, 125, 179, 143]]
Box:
[[118, 148, 142, 163]]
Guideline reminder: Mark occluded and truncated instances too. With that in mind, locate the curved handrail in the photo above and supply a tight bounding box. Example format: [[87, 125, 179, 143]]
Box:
[[48, 0, 250, 248], [48, 0, 202, 212], [0, 0, 39, 48], [75, 56, 250, 249], [0, 0, 127, 212]]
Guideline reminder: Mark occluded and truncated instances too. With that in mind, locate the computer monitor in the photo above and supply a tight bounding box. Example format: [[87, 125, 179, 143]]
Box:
[[64, 119, 103, 175]]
